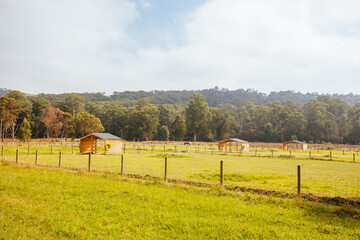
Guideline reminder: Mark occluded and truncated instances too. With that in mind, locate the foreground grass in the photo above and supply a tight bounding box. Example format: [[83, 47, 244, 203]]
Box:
[[0, 163, 360, 239]]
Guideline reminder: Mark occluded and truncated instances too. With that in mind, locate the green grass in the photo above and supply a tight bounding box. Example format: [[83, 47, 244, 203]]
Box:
[[190, 173, 286, 183], [1, 163, 360, 239], [1, 143, 360, 200], [151, 153, 188, 158]]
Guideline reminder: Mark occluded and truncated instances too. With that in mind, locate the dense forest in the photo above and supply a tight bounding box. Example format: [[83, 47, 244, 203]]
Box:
[[1, 88, 360, 144], [2, 87, 360, 106]]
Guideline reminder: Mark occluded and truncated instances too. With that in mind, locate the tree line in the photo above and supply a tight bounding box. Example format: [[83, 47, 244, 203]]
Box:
[[1, 90, 360, 144], [1, 87, 357, 106]]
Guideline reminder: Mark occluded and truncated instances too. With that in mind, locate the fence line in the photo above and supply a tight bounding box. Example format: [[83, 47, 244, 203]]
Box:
[[1, 145, 359, 203]]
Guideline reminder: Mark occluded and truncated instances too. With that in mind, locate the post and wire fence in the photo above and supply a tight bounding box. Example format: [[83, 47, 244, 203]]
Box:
[[0, 143, 359, 202]]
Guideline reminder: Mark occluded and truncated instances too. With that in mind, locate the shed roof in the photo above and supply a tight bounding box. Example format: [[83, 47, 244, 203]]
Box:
[[284, 140, 306, 144], [219, 138, 248, 143], [80, 133, 122, 140]]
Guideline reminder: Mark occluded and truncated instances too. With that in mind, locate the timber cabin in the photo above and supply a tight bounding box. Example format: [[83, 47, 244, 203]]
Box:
[[218, 138, 250, 153], [283, 140, 307, 151], [79, 133, 123, 154]]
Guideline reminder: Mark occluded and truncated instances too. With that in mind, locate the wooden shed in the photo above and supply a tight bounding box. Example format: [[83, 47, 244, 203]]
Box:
[[283, 140, 307, 151], [218, 138, 250, 153], [79, 133, 123, 154]]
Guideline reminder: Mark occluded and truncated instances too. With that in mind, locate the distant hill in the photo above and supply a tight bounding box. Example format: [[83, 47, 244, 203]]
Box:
[[4, 87, 360, 106], [110, 88, 360, 106]]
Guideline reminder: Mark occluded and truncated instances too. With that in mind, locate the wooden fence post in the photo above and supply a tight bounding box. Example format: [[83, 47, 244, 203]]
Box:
[[138, 146, 140, 154], [35, 150, 38, 165], [220, 160, 224, 186], [72, 145, 74, 154], [164, 157, 168, 182], [121, 154, 124, 176], [59, 151, 62, 168], [353, 153, 355, 162], [1, 145, 3, 157], [343, 150, 345, 155], [28, 145, 30, 155], [297, 165, 301, 197], [123, 144, 126, 154], [164, 145, 165, 153], [175, 145, 177, 152], [88, 153, 91, 172], [330, 150, 332, 160], [309, 151, 311, 158], [51, 145, 53, 155], [16, 149, 19, 164]]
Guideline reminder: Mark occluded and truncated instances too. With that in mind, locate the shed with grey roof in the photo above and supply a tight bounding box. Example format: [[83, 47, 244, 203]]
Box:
[[80, 133, 123, 154], [218, 138, 250, 153], [283, 140, 307, 151]]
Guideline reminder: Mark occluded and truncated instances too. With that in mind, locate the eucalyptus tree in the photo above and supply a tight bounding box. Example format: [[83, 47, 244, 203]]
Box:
[[185, 93, 210, 142]]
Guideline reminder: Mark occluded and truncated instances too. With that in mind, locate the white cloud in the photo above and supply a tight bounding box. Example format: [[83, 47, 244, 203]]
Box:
[[124, 0, 360, 93], [0, 0, 138, 93], [1, 0, 360, 94]]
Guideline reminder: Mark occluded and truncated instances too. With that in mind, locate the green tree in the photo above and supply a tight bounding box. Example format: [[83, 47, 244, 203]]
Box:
[[30, 96, 49, 138], [57, 93, 84, 117], [125, 98, 159, 141], [284, 112, 307, 141], [170, 115, 186, 141], [348, 103, 360, 144], [85, 102, 103, 117], [158, 125, 169, 141], [0, 96, 20, 142], [325, 98, 350, 143], [6, 91, 31, 140], [268, 101, 291, 141], [185, 93, 210, 142], [158, 105, 170, 127], [74, 112, 104, 136], [209, 108, 238, 141], [61, 112, 75, 138], [100, 103, 127, 137], [18, 118, 31, 141], [303, 100, 336, 143]]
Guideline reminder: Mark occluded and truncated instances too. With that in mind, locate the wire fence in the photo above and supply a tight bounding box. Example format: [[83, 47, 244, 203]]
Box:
[[1, 142, 359, 203]]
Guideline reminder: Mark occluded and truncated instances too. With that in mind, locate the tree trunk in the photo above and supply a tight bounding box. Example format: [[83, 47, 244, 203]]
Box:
[[0, 119, 3, 143], [12, 122, 15, 141], [193, 134, 197, 142]]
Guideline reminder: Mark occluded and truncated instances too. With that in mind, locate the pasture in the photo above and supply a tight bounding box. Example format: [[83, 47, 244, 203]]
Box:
[[1, 141, 360, 200], [1, 163, 360, 239]]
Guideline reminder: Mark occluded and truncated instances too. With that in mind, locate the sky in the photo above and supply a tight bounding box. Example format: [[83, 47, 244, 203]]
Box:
[[0, 0, 359, 95]]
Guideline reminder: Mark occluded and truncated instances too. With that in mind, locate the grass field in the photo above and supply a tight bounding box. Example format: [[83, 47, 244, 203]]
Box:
[[1, 162, 360, 239], [1, 142, 359, 201]]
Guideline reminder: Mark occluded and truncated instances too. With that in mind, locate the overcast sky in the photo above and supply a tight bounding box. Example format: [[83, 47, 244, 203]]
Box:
[[0, 0, 359, 95]]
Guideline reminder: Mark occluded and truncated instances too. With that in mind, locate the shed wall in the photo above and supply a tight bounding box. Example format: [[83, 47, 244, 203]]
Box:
[[218, 141, 249, 153], [105, 139, 122, 154], [80, 137, 96, 153]]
